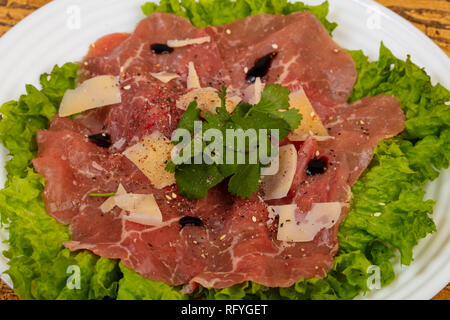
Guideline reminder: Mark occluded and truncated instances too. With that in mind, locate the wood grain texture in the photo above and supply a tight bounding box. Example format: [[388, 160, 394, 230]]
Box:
[[0, 0, 449, 301], [0, 0, 51, 36], [0, 279, 17, 300], [376, 0, 450, 55]]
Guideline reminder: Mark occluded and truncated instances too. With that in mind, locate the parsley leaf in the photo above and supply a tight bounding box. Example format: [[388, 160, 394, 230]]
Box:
[[237, 85, 302, 137], [252, 84, 290, 113], [231, 104, 293, 140], [167, 84, 301, 200], [277, 108, 303, 132], [174, 163, 224, 200], [228, 164, 261, 198], [177, 101, 201, 132]]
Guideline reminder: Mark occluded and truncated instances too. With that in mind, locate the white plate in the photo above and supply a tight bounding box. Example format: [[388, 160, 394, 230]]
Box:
[[0, 0, 448, 300]]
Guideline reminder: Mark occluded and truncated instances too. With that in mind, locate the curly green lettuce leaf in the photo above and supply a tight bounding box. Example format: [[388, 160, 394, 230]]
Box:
[[0, 63, 121, 300], [117, 264, 187, 300], [339, 43, 449, 265], [0, 63, 77, 180], [349, 43, 450, 141], [142, 0, 337, 34]]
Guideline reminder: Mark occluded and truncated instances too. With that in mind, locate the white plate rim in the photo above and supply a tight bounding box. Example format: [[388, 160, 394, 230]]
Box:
[[0, 0, 448, 300]]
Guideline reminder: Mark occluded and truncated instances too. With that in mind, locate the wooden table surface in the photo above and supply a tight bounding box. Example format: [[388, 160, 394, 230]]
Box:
[[0, 0, 449, 300]]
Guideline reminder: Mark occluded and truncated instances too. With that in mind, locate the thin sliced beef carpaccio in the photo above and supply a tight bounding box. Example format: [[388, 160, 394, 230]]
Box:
[[32, 12, 405, 290], [209, 13, 357, 119], [81, 14, 226, 149], [80, 12, 357, 148]]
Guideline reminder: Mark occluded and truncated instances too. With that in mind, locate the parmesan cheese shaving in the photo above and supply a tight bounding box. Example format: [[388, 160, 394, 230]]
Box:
[[167, 36, 211, 48], [123, 132, 175, 189], [99, 184, 127, 213], [59, 75, 121, 117], [187, 61, 201, 90], [287, 88, 328, 141], [150, 71, 180, 83], [261, 144, 297, 200], [98, 185, 163, 227], [176, 87, 237, 114], [227, 95, 242, 106], [116, 193, 162, 226], [243, 77, 264, 104], [272, 202, 343, 242]]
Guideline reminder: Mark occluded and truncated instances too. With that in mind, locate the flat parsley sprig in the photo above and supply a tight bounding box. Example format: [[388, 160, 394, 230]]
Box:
[[166, 84, 302, 200]]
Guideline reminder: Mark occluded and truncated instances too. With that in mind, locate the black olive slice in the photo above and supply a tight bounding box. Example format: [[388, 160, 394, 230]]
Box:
[[246, 52, 278, 83], [151, 43, 174, 54], [88, 133, 112, 148], [306, 157, 328, 176], [179, 216, 203, 230]]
